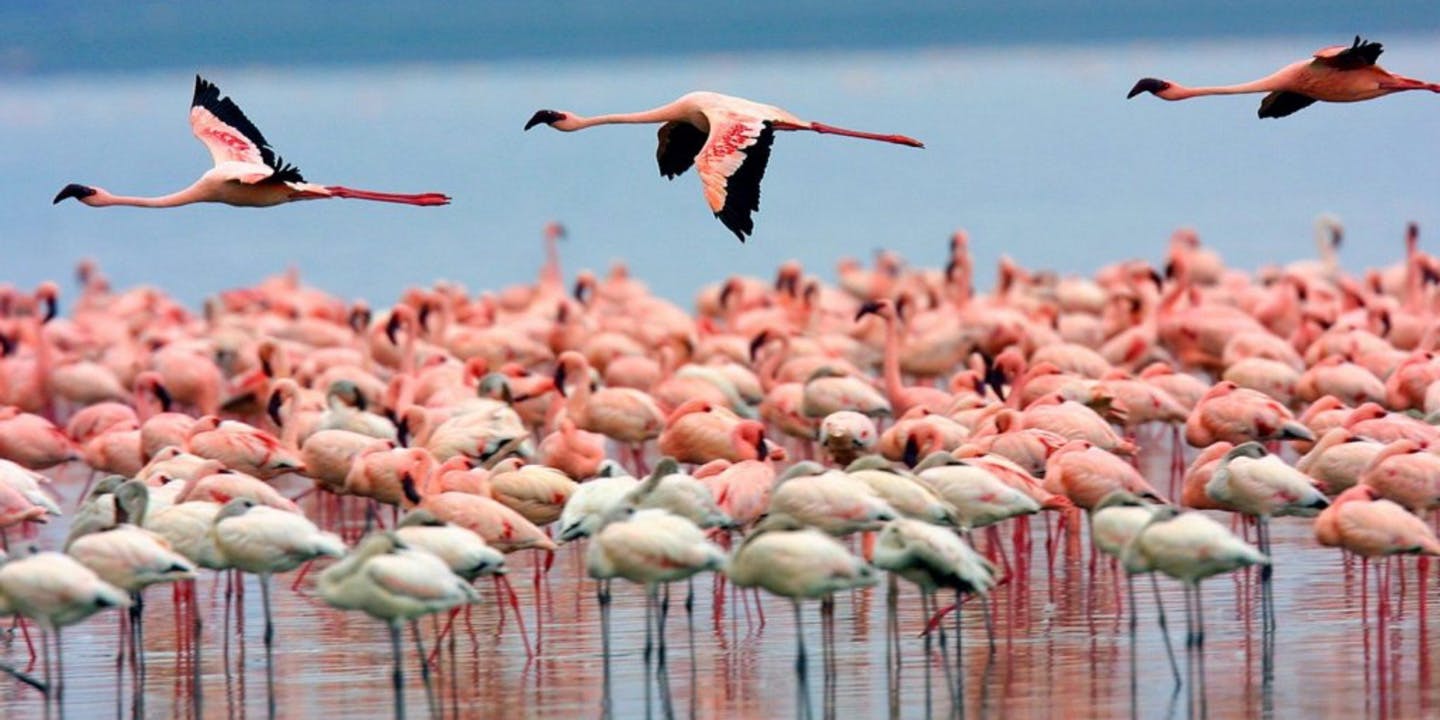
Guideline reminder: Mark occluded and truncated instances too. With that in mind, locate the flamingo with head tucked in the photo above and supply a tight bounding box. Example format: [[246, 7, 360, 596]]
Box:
[[525, 91, 923, 241], [54, 76, 450, 209], [1129, 37, 1439, 118]]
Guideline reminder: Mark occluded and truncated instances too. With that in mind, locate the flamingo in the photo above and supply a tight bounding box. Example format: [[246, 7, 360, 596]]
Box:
[[0, 550, 131, 706], [524, 92, 923, 240], [872, 517, 997, 703], [1128, 37, 1440, 118], [556, 470, 641, 542], [319, 532, 480, 720], [725, 514, 878, 682], [1121, 507, 1268, 709], [53, 75, 450, 209], [586, 506, 725, 680], [211, 498, 346, 716]]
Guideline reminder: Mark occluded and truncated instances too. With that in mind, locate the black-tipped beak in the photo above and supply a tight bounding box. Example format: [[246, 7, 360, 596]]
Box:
[[154, 382, 173, 412], [855, 301, 883, 322], [903, 437, 920, 468], [749, 331, 769, 363], [525, 110, 564, 131], [396, 414, 411, 447], [1127, 78, 1170, 99], [41, 296, 57, 324], [53, 183, 96, 204], [756, 436, 769, 459], [266, 391, 284, 428], [385, 312, 402, 345], [553, 364, 568, 397]]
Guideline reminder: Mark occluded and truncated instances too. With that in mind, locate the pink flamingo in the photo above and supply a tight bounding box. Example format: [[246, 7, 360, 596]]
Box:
[[525, 92, 922, 240], [657, 399, 769, 465], [854, 300, 953, 414], [1129, 37, 1439, 118], [1184, 381, 1312, 447], [553, 351, 664, 474], [401, 474, 554, 655], [54, 76, 449, 209]]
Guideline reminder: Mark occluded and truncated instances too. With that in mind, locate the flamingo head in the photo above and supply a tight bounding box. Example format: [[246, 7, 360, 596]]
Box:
[[1126, 77, 1174, 99], [53, 183, 98, 205], [524, 109, 574, 131]]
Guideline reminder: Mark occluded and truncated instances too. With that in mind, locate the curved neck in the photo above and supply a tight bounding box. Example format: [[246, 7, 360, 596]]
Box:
[[878, 313, 904, 407]]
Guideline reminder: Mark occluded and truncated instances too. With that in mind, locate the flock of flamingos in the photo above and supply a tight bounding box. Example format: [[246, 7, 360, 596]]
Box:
[[4, 33, 1438, 720]]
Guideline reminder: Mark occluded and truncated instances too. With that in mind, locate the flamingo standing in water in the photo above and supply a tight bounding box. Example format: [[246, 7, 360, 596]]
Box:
[[53, 76, 450, 209], [524, 92, 924, 241], [1128, 37, 1440, 118]]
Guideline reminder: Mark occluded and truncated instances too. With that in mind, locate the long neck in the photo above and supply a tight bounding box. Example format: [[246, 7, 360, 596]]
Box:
[[89, 187, 202, 208], [1166, 75, 1283, 99], [879, 314, 904, 407], [570, 104, 681, 130]]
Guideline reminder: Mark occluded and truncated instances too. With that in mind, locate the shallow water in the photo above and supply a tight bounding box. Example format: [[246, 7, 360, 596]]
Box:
[[1, 441, 1436, 719]]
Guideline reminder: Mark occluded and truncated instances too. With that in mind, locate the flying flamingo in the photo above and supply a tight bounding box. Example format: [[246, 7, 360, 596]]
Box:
[[1128, 37, 1440, 118], [524, 92, 923, 240], [54, 76, 450, 208]]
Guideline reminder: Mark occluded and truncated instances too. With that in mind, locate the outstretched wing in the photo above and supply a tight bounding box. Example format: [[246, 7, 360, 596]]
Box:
[[1257, 91, 1318, 119], [656, 121, 707, 179], [1313, 36, 1384, 70], [189, 75, 304, 184], [694, 115, 776, 243]]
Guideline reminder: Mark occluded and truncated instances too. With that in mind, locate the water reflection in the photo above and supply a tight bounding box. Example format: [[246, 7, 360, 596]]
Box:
[[2, 447, 1439, 718]]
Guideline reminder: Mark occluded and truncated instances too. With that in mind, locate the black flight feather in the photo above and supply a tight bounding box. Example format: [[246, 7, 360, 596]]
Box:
[[1257, 91, 1318, 119], [715, 122, 776, 243], [1318, 36, 1384, 70], [656, 121, 706, 179], [192, 75, 305, 183]]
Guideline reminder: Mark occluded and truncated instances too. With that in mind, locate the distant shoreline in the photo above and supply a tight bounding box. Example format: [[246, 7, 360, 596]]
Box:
[[3, 1, 1437, 77]]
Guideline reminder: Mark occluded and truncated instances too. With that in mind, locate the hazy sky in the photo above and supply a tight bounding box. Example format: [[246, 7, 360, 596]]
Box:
[[5, 1, 1438, 75]]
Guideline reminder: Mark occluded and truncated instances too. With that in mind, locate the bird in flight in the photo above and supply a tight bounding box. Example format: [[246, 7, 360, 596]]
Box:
[[524, 91, 923, 242], [53, 75, 451, 208], [1128, 36, 1439, 118]]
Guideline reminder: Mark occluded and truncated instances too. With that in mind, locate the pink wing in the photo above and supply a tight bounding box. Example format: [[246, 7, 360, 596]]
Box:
[[694, 114, 776, 242], [189, 75, 304, 183]]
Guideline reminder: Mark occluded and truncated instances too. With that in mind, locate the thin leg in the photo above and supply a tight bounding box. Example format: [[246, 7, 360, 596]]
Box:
[[599, 579, 613, 719], [1150, 574, 1181, 688], [389, 622, 405, 720], [260, 573, 276, 720], [411, 621, 437, 720], [956, 589, 966, 720], [54, 628, 64, 720]]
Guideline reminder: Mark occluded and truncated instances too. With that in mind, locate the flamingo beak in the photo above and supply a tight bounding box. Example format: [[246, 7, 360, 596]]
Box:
[[266, 391, 284, 428], [385, 313, 402, 345], [53, 183, 96, 204], [524, 110, 565, 131], [1127, 78, 1171, 99], [854, 301, 883, 322], [553, 364, 568, 397]]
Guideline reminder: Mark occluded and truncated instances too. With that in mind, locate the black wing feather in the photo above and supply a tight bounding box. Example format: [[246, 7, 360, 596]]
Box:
[[715, 123, 776, 243], [192, 75, 304, 183], [1257, 91, 1318, 119], [1319, 36, 1384, 70], [656, 122, 707, 179]]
